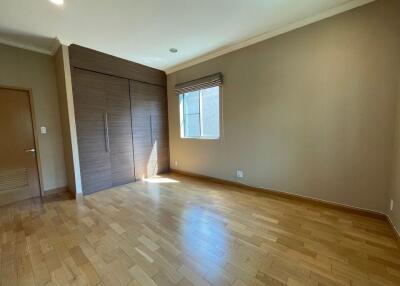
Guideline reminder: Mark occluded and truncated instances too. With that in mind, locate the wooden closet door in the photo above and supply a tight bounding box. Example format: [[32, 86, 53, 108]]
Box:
[[72, 68, 112, 194], [149, 85, 169, 174], [130, 81, 169, 179], [105, 76, 135, 186]]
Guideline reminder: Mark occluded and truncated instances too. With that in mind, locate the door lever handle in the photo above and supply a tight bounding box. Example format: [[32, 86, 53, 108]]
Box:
[[25, 148, 36, 153]]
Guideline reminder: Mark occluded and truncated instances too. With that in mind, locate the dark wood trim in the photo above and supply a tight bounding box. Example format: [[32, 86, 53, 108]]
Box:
[[170, 169, 387, 221], [43, 186, 70, 196], [387, 214, 400, 248], [40, 187, 75, 203], [68, 45, 166, 86]]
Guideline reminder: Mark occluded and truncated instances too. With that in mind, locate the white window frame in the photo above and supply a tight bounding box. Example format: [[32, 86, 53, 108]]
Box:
[[179, 86, 221, 140]]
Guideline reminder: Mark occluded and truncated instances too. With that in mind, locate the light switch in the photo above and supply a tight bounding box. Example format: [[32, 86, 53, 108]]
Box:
[[40, 127, 47, 134]]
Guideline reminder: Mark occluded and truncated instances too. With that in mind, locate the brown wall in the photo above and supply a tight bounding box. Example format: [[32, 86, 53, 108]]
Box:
[[167, 0, 400, 213], [0, 43, 67, 192]]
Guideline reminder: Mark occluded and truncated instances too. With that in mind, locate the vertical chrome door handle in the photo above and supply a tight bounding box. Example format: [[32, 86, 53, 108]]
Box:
[[149, 115, 153, 145], [104, 112, 110, 153]]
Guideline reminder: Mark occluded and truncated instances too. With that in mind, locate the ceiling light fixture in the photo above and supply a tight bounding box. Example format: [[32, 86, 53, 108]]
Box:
[[169, 48, 178, 53], [50, 0, 64, 5]]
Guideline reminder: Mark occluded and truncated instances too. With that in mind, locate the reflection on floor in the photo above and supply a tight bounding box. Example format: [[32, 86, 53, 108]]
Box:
[[0, 173, 399, 286]]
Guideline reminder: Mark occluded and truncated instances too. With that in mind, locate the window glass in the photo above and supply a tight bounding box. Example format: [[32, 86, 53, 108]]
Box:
[[184, 114, 201, 137], [180, 86, 220, 139], [201, 87, 219, 138], [183, 91, 200, 115]]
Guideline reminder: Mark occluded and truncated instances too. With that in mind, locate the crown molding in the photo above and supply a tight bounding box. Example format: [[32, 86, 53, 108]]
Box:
[[0, 37, 53, 55], [165, 0, 375, 74], [50, 38, 62, 55], [0, 36, 72, 56], [50, 37, 72, 55]]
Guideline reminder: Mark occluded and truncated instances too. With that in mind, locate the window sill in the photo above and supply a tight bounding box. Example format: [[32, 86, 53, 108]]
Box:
[[180, 137, 220, 141]]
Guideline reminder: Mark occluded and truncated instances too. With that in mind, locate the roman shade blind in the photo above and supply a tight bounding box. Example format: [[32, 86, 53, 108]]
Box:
[[175, 73, 223, 94]]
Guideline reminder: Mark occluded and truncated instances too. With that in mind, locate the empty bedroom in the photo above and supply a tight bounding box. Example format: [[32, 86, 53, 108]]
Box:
[[0, 0, 400, 285]]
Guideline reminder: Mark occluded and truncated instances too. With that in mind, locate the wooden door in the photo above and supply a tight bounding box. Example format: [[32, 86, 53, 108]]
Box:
[[0, 87, 40, 205], [130, 81, 169, 179], [73, 68, 112, 195], [104, 76, 135, 186]]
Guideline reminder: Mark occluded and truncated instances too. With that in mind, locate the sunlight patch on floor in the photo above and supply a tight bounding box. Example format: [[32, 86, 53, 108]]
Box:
[[144, 176, 180, 184]]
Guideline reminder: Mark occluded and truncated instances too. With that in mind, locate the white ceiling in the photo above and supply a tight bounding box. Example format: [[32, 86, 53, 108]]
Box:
[[0, 0, 373, 72]]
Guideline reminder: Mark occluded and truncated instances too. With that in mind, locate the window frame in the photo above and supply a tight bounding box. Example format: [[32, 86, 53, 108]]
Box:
[[179, 86, 221, 140]]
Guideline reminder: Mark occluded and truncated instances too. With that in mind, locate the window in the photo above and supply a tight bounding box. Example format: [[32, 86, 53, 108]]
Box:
[[175, 72, 222, 139], [179, 86, 220, 139]]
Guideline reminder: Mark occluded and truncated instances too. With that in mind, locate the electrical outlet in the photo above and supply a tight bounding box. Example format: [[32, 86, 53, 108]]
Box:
[[236, 169, 244, 179], [390, 199, 394, 211]]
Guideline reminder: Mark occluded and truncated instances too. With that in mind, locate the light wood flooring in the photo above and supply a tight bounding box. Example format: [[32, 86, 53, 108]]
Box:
[[0, 173, 399, 286]]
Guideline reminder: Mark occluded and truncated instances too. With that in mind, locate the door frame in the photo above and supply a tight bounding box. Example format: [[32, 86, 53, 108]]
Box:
[[0, 84, 44, 198]]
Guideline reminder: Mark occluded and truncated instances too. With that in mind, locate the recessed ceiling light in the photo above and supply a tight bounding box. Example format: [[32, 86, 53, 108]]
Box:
[[50, 0, 64, 5], [169, 48, 178, 53]]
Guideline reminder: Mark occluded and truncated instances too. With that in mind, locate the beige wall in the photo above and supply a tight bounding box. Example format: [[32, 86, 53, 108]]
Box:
[[389, 76, 400, 233], [54, 46, 73, 192], [54, 45, 82, 194], [0, 43, 67, 192], [168, 0, 400, 213]]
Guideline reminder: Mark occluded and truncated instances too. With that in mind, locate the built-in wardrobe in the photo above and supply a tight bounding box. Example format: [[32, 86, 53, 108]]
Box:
[[69, 45, 169, 195]]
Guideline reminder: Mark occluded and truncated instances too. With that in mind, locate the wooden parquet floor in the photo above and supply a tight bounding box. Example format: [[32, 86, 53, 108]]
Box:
[[1, 173, 399, 286]]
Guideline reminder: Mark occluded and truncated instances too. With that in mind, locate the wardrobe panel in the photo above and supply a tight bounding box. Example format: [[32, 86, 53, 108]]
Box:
[[130, 82, 152, 179], [73, 68, 134, 194], [130, 80, 169, 179], [72, 68, 112, 194], [69, 45, 166, 87], [104, 76, 135, 186]]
